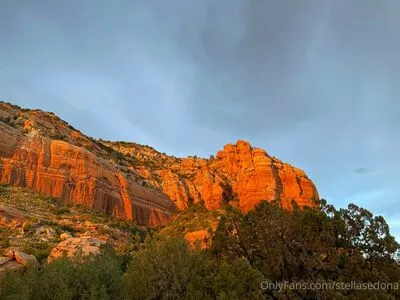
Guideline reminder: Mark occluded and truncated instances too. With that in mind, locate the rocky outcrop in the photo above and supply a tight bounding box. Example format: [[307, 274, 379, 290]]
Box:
[[214, 141, 319, 211], [9, 250, 39, 267], [0, 120, 176, 226], [0, 257, 22, 276], [157, 141, 319, 212], [0, 102, 319, 226], [0, 250, 39, 276], [184, 230, 211, 250], [47, 237, 106, 262]]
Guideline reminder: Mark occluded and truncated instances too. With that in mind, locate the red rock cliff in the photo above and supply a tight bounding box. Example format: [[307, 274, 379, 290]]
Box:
[[0, 121, 176, 226], [155, 140, 319, 212], [0, 102, 319, 225]]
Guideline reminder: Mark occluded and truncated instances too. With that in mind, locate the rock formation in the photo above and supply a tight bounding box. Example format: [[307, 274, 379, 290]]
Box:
[[155, 141, 319, 212], [184, 230, 211, 250], [0, 250, 39, 276], [0, 109, 176, 226], [0, 102, 319, 226], [48, 237, 106, 262]]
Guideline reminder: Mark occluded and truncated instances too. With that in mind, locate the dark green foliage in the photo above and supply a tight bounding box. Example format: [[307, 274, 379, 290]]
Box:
[[58, 224, 79, 233], [54, 207, 71, 215], [0, 116, 17, 128], [0, 184, 8, 195], [213, 258, 264, 300], [123, 237, 264, 300], [1, 228, 10, 248], [0, 246, 124, 300], [160, 203, 220, 238], [212, 199, 400, 299], [22, 240, 54, 263], [123, 237, 213, 299], [1, 199, 399, 299]]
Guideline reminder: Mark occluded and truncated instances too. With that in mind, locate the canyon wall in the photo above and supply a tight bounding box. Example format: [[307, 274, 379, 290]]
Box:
[[0, 102, 319, 226]]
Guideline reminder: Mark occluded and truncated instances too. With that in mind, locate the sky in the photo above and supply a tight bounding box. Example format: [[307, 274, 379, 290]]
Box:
[[1, 1, 400, 239]]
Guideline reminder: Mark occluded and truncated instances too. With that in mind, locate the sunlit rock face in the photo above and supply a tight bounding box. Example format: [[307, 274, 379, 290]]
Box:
[[0, 102, 318, 226], [0, 121, 175, 226], [158, 140, 319, 212]]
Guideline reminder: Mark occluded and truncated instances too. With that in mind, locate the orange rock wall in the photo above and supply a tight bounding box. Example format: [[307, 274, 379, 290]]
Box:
[[158, 140, 319, 212], [0, 122, 175, 226], [0, 101, 319, 225]]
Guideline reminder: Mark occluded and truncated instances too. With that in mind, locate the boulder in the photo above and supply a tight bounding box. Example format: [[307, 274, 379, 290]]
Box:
[[0, 260, 22, 276], [185, 230, 211, 250], [7, 250, 39, 267], [0, 250, 38, 276], [0, 256, 12, 266], [35, 226, 56, 241], [48, 236, 106, 262]]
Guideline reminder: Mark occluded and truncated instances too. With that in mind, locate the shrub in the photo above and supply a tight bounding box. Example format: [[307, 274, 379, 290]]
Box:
[[22, 241, 54, 263], [0, 228, 10, 248], [54, 208, 71, 215], [1, 200, 399, 299], [123, 237, 215, 300], [0, 246, 124, 300], [1, 236, 10, 248]]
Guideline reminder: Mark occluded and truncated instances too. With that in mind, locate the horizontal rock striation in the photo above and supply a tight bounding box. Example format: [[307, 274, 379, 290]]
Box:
[[0, 121, 176, 226], [157, 140, 319, 212], [0, 102, 319, 226]]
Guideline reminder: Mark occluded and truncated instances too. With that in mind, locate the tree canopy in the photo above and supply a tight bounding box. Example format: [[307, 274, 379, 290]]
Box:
[[1, 199, 399, 299]]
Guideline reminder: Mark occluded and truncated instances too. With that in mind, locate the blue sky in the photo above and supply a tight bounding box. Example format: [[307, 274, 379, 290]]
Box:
[[1, 0, 399, 239]]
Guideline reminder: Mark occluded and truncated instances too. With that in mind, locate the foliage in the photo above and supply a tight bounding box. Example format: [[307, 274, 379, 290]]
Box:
[[123, 236, 264, 300], [123, 237, 213, 299], [1, 199, 399, 299], [212, 199, 400, 299], [1, 228, 10, 248], [0, 246, 124, 300], [22, 240, 55, 263], [160, 203, 221, 238]]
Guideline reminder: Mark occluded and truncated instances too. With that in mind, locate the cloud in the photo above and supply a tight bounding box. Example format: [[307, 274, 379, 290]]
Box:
[[0, 0, 399, 238], [353, 167, 372, 175]]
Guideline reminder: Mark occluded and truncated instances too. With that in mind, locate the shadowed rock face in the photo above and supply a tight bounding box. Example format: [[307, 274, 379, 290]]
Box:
[[0, 102, 319, 225]]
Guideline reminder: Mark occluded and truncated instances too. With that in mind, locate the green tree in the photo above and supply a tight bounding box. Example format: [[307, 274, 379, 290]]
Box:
[[123, 237, 215, 300], [0, 246, 124, 300], [212, 199, 400, 299], [213, 258, 264, 300]]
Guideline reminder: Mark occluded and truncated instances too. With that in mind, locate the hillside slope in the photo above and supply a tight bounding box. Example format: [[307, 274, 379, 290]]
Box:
[[0, 102, 319, 225]]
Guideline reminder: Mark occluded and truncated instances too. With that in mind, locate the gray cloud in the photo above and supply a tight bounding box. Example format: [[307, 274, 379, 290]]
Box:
[[1, 0, 399, 238], [354, 167, 373, 175]]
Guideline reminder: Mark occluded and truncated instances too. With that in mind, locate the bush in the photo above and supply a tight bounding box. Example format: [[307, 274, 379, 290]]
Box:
[[212, 200, 400, 299], [123, 236, 265, 300], [1, 200, 399, 299], [213, 258, 264, 300], [0, 228, 10, 248], [1, 236, 10, 248], [0, 246, 124, 300], [123, 237, 215, 300], [54, 208, 71, 215], [22, 240, 54, 263]]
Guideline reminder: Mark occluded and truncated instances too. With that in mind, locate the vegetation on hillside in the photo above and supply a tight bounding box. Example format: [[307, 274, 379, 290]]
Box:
[[0, 185, 148, 261], [1, 198, 399, 299], [159, 203, 222, 238]]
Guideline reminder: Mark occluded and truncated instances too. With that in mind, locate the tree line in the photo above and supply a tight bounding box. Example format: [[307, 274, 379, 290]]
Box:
[[1, 199, 399, 299]]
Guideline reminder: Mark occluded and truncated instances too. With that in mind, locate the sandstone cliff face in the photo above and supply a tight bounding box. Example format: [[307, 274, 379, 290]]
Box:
[[155, 141, 319, 212], [0, 120, 176, 226], [0, 102, 319, 225]]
